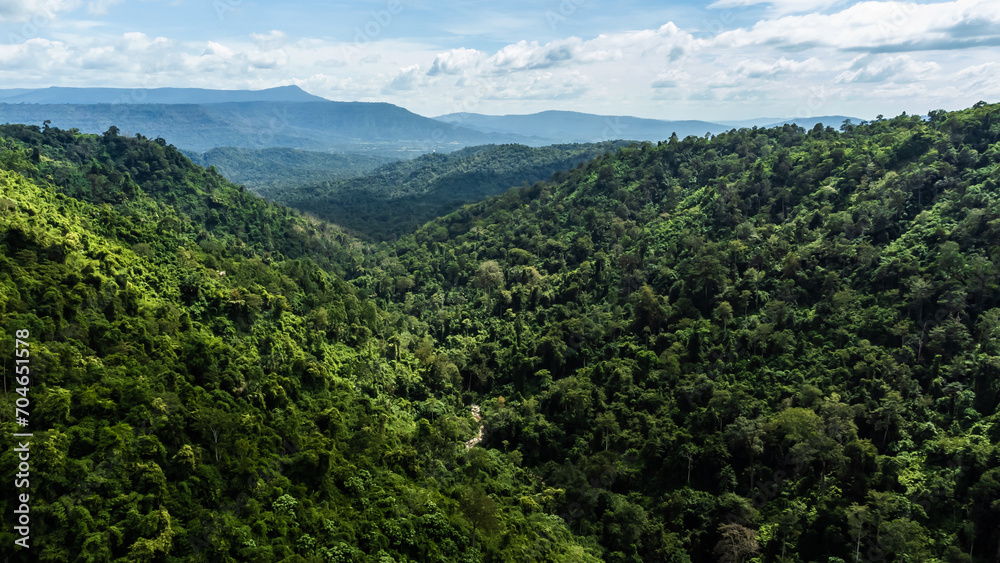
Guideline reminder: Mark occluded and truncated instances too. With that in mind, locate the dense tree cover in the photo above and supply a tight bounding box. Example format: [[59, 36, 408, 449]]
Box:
[[271, 142, 632, 241], [0, 123, 370, 278], [3, 101, 1000, 562], [0, 125, 601, 562], [348, 103, 1000, 561], [183, 146, 397, 195]]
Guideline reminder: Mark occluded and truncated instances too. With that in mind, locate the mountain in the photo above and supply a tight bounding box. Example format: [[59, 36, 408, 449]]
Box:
[[269, 141, 633, 240], [0, 85, 328, 104], [436, 111, 865, 144], [436, 110, 725, 143], [713, 116, 790, 128], [3, 102, 1000, 562], [0, 87, 862, 158], [716, 115, 861, 129], [761, 115, 861, 129], [0, 123, 598, 561], [0, 100, 537, 154], [183, 146, 399, 192], [0, 88, 35, 100]]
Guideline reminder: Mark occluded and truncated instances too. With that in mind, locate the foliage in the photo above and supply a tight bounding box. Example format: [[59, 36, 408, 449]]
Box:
[[0, 124, 598, 562], [272, 141, 632, 240], [348, 103, 1000, 561], [183, 146, 396, 195], [4, 101, 1000, 561]]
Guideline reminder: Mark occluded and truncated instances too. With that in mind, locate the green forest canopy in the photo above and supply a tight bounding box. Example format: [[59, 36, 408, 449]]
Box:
[[267, 141, 633, 241], [1, 101, 1000, 561], [0, 124, 599, 562]]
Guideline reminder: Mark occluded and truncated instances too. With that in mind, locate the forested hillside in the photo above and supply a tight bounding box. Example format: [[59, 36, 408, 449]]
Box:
[[273, 141, 631, 240], [2, 101, 1000, 562], [183, 146, 397, 194], [0, 125, 599, 562], [350, 103, 1000, 561]]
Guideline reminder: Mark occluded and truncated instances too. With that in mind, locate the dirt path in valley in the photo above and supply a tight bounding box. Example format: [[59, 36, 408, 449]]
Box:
[[465, 404, 484, 449]]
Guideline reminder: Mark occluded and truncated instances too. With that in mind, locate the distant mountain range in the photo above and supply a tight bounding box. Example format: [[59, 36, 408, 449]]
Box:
[[0, 99, 534, 154], [0, 86, 862, 154], [716, 116, 861, 129], [434, 110, 862, 144], [434, 110, 721, 143]]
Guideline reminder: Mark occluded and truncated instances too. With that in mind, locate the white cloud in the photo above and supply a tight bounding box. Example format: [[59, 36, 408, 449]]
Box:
[[734, 56, 823, 79], [246, 49, 288, 70], [200, 41, 233, 58], [79, 44, 116, 68], [956, 61, 997, 83], [428, 47, 486, 76], [651, 69, 688, 88], [0, 37, 68, 70], [382, 64, 423, 93], [2, 1, 997, 120], [317, 57, 348, 68], [711, 0, 1000, 52], [835, 54, 939, 83], [117, 31, 169, 51], [579, 23, 690, 61], [251, 30, 286, 49], [292, 73, 383, 101], [950, 62, 1000, 99], [480, 71, 589, 101], [423, 22, 693, 85], [489, 38, 581, 72]]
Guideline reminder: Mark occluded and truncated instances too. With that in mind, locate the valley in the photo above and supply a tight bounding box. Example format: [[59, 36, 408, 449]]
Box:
[[1, 101, 999, 562]]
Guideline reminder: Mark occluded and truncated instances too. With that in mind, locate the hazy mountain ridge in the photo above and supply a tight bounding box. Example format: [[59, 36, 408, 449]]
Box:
[[716, 115, 860, 128], [0, 85, 328, 104], [0, 100, 537, 154], [436, 110, 863, 143], [2, 87, 863, 158]]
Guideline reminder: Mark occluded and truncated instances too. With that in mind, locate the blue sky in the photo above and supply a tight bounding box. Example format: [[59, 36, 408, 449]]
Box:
[[1, 0, 997, 120]]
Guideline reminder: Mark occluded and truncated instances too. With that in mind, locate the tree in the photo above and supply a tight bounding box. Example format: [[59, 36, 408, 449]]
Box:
[[459, 486, 500, 549], [713, 523, 760, 563], [905, 275, 933, 323], [714, 301, 734, 334], [594, 410, 620, 451], [632, 284, 667, 331], [873, 389, 905, 447], [193, 407, 238, 462], [474, 260, 504, 310], [725, 416, 764, 491], [846, 503, 870, 563]]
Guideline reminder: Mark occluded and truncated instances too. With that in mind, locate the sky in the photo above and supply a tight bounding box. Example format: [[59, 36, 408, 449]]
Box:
[[0, 0, 998, 121]]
